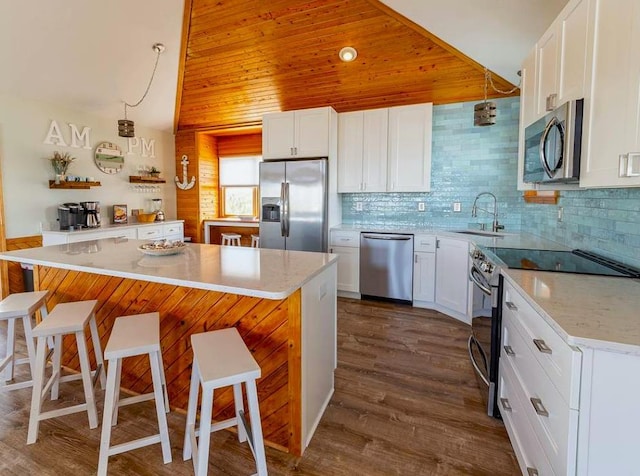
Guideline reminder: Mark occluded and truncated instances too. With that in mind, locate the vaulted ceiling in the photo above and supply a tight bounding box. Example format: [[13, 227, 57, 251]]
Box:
[[176, 0, 519, 132]]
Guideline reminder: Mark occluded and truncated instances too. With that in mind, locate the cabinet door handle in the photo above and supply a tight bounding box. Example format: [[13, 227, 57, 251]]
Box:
[[527, 468, 539, 476], [545, 93, 557, 111], [505, 301, 518, 311], [294, 146, 297, 155], [530, 397, 549, 417], [500, 397, 512, 412], [363, 182, 367, 191], [290, 147, 294, 156], [414, 254, 418, 264], [503, 345, 515, 356], [533, 339, 552, 354]]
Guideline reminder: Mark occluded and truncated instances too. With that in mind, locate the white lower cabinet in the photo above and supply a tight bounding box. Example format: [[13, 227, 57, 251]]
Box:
[[434, 237, 470, 322], [329, 230, 360, 296], [499, 277, 640, 475], [413, 252, 436, 303], [42, 221, 184, 246]]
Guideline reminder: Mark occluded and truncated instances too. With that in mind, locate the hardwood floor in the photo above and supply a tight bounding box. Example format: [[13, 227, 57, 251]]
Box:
[[0, 298, 518, 475]]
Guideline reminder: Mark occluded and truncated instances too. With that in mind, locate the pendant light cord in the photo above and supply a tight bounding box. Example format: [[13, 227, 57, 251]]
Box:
[[123, 44, 163, 120], [485, 67, 520, 95]]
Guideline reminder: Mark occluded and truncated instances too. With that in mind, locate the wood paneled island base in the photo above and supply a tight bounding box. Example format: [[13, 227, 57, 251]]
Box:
[[0, 240, 338, 457], [35, 265, 301, 454]]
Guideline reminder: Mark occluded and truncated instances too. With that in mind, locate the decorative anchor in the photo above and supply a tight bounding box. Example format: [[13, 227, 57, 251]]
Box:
[[175, 154, 196, 190]]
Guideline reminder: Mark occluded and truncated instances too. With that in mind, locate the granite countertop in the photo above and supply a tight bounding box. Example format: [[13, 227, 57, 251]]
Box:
[[502, 269, 640, 354], [43, 219, 184, 235], [0, 239, 337, 300], [331, 224, 568, 251]]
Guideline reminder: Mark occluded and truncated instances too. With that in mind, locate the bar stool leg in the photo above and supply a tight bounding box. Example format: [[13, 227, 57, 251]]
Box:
[[195, 385, 214, 476], [21, 314, 37, 379], [51, 334, 62, 400], [27, 336, 47, 444], [98, 357, 119, 476], [111, 358, 122, 426], [3, 318, 16, 381], [75, 330, 98, 429], [233, 383, 247, 443], [89, 314, 107, 390], [246, 379, 268, 476], [157, 349, 170, 412], [183, 359, 200, 461], [150, 350, 172, 464]]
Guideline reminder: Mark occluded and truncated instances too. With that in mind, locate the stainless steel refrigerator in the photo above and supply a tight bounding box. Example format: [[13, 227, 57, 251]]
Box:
[[259, 158, 328, 252]]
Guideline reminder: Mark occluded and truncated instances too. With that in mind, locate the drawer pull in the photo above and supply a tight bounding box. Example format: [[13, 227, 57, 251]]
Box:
[[503, 345, 515, 356], [530, 397, 549, 417], [533, 338, 552, 354], [505, 301, 518, 311], [500, 397, 512, 412], [527, 468, 539, 476]]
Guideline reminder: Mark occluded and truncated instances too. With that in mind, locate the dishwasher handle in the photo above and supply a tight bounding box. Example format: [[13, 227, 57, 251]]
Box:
[[362, 233, 412, 241]]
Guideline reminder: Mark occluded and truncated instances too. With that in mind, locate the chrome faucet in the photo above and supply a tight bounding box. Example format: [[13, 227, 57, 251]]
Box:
[[471, 192, 504, 233]]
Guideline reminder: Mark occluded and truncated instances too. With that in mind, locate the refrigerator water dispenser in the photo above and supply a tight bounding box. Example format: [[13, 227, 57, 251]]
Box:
[[261, 201, 280, 222]]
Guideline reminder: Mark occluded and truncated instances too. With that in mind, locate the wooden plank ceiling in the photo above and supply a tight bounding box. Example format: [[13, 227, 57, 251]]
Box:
[[176, 0, 518, 131]]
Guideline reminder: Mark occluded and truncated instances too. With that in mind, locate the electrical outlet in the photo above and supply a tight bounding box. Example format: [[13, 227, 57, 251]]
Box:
[[418, 202, 426, 212], [355, 202, 363, 212], [558, 206, 564, 222], [453, 202, 461, 212]]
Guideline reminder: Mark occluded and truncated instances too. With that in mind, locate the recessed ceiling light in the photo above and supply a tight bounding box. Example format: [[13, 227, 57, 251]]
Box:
[[339, 46, 357, 62]]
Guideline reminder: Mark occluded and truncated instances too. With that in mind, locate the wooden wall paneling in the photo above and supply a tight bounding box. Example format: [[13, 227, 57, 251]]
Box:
[[176, 0, 518, 131], [173, 0, 193, 134], [175, 130, 200, 242], [5, 235, 42, 293], [287, 289, 302, 456], [217, 133, 263, 156], [196, 133, 218, 231], [36, 266, 300, 452]]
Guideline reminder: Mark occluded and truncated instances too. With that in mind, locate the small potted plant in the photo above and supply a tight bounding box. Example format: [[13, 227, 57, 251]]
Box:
[[49, 151, 75, 184], [149, 166, 161, 178]]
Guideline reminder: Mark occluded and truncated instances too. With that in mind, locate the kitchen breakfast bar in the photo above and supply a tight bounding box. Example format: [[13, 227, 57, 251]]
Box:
[[0, 239, 338, 456]]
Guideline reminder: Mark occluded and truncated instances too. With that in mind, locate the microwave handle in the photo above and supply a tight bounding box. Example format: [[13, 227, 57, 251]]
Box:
[[539, 116, 560, 179]]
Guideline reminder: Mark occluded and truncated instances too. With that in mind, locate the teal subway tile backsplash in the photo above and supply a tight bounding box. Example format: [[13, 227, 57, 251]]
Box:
[[342, 97, 523, 231], [340, 96, 640, 269], [520, 188, 640, 268]]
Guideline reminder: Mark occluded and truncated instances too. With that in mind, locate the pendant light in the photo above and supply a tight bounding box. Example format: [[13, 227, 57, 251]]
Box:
[[118, 43, 165, 138], [474, 68, 521, 127]]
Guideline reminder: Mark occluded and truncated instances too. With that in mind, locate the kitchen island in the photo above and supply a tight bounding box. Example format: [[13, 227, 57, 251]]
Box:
[[0, 239, 338, 456]]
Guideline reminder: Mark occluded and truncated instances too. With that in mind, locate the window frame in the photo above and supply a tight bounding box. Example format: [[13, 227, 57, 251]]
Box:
[[219, 185, 259, 218]]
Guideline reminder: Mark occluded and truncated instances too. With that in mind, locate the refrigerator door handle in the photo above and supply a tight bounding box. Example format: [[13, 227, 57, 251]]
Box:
[[280, 182, 286, 237], [283, 182, 290, 237]]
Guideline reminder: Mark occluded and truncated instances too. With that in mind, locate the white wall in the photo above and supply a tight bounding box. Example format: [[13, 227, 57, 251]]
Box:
[[0, 94, 176, 238]]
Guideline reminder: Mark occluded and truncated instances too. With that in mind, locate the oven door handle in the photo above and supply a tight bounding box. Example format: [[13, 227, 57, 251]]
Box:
[[468, 335, 489, 387], [539, 116, 563, 178], [469, 265, 492, 296]]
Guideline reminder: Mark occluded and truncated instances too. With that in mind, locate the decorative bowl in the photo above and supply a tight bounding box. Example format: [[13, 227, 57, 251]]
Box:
[[138, 240, 186, 256], [137, 213, 157, 223]]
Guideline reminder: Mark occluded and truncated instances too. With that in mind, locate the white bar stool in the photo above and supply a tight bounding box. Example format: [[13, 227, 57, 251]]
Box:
[[183, 328, 267, 476], [0, 290, 49, 392], [221, 233, 241, 246], [251, 234, 260, 248], [98, 312, 171, 476], [27, 299, 106, 444]]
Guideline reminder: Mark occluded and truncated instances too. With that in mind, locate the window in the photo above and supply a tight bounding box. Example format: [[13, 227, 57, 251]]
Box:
[[219, 156, 261, 217]]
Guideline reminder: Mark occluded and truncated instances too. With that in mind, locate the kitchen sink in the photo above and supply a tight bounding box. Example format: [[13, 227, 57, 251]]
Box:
[[451, 230, 507, 238]]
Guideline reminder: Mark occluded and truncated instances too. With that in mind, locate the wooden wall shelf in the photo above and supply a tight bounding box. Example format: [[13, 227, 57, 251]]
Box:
[[129, 176, 167, 184], [49, 180, 102, 189], [523, 190, 560, 204]]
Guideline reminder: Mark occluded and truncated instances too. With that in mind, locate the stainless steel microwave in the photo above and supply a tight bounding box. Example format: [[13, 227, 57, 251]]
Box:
[[523, 99, 584, 184]]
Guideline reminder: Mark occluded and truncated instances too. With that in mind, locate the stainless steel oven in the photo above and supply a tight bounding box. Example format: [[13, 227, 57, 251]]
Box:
[[468, 248, 502, 418]]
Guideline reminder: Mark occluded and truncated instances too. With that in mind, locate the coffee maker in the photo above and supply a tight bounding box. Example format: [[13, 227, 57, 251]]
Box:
[[57, 203, 83, 230], [80, 201, 101, 228]]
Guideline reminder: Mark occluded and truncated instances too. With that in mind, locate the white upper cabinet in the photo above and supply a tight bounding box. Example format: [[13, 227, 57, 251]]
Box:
[[388, 103, 433, 192], [337, 108, 388, 193], [520, 48, 538, 129], [262, 107, 332, 159], [529, 0, 591, 122], [581, 0, 640, 187]]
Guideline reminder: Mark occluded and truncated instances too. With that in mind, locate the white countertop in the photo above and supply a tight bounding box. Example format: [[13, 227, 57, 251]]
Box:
[[331, 224, 568, 250], [42, 219, 184, 235], [0, 239, 337, 300], [502, 269, 640, 355]]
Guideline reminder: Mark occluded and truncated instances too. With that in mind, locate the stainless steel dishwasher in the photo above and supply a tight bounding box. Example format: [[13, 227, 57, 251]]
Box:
[[360, 233, 414, 304]]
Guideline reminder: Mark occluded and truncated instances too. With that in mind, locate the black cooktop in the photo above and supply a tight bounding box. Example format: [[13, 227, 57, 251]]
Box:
[[486, 248, 640, 278]]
